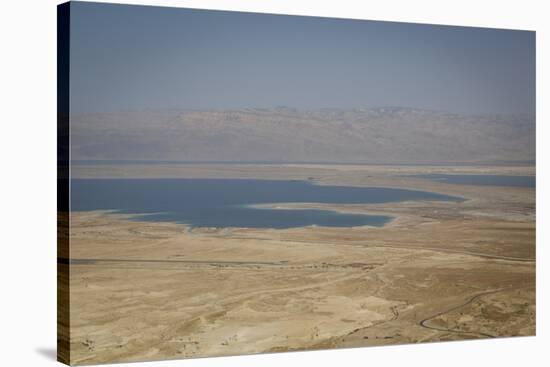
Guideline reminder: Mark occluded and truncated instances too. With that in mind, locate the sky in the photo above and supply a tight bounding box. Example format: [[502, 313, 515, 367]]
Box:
[[69, 1, 535, 115]]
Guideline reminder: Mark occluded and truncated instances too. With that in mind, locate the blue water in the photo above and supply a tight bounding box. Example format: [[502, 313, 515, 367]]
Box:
[[71, 179, 461, 229], [410, 174, 535, 188]]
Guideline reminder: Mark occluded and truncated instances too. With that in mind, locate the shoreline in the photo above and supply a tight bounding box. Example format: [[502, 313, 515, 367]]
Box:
[[65, 163, 536, 364]]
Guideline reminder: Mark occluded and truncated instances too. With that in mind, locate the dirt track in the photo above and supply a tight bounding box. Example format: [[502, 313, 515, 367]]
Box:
[[64, 164, 535, 364]]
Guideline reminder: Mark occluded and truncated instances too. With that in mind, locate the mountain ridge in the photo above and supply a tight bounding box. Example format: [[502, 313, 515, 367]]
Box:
[[71, 107, 535, 164]]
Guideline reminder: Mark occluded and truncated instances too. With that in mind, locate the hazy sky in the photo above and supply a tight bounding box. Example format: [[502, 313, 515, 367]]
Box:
[[69, 1, 535, 115]]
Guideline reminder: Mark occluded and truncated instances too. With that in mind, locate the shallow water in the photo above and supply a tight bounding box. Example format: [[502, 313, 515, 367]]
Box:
[[71, 179, 460, 229]]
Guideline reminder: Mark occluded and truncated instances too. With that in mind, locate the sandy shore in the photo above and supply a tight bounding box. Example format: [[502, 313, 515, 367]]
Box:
[[63, 164, 535, 365]]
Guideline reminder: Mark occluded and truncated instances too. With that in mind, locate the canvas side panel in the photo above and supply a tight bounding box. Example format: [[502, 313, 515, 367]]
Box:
[[57, 2, 71, 365]]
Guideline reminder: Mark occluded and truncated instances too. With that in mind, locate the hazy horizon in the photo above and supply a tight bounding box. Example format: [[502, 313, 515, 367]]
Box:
[[69, 105, 534, 118], [69, 108, 535, 164], [68, 2, 535, 164]]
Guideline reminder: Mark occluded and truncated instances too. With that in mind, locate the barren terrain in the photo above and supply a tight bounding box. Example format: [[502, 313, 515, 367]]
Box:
[[70, 108, 535, 164], [64, 163, 535, 364]]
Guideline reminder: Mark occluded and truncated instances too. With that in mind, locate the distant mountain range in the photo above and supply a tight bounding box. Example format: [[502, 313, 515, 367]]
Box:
[[70, 107, 535, 164]]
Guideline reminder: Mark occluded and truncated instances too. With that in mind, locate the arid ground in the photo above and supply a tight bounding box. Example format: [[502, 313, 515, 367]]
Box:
[[63, 163, 535, 365]]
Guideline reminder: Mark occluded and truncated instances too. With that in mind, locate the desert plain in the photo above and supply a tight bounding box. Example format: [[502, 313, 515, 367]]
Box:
[[60, 163, 535, 364]]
